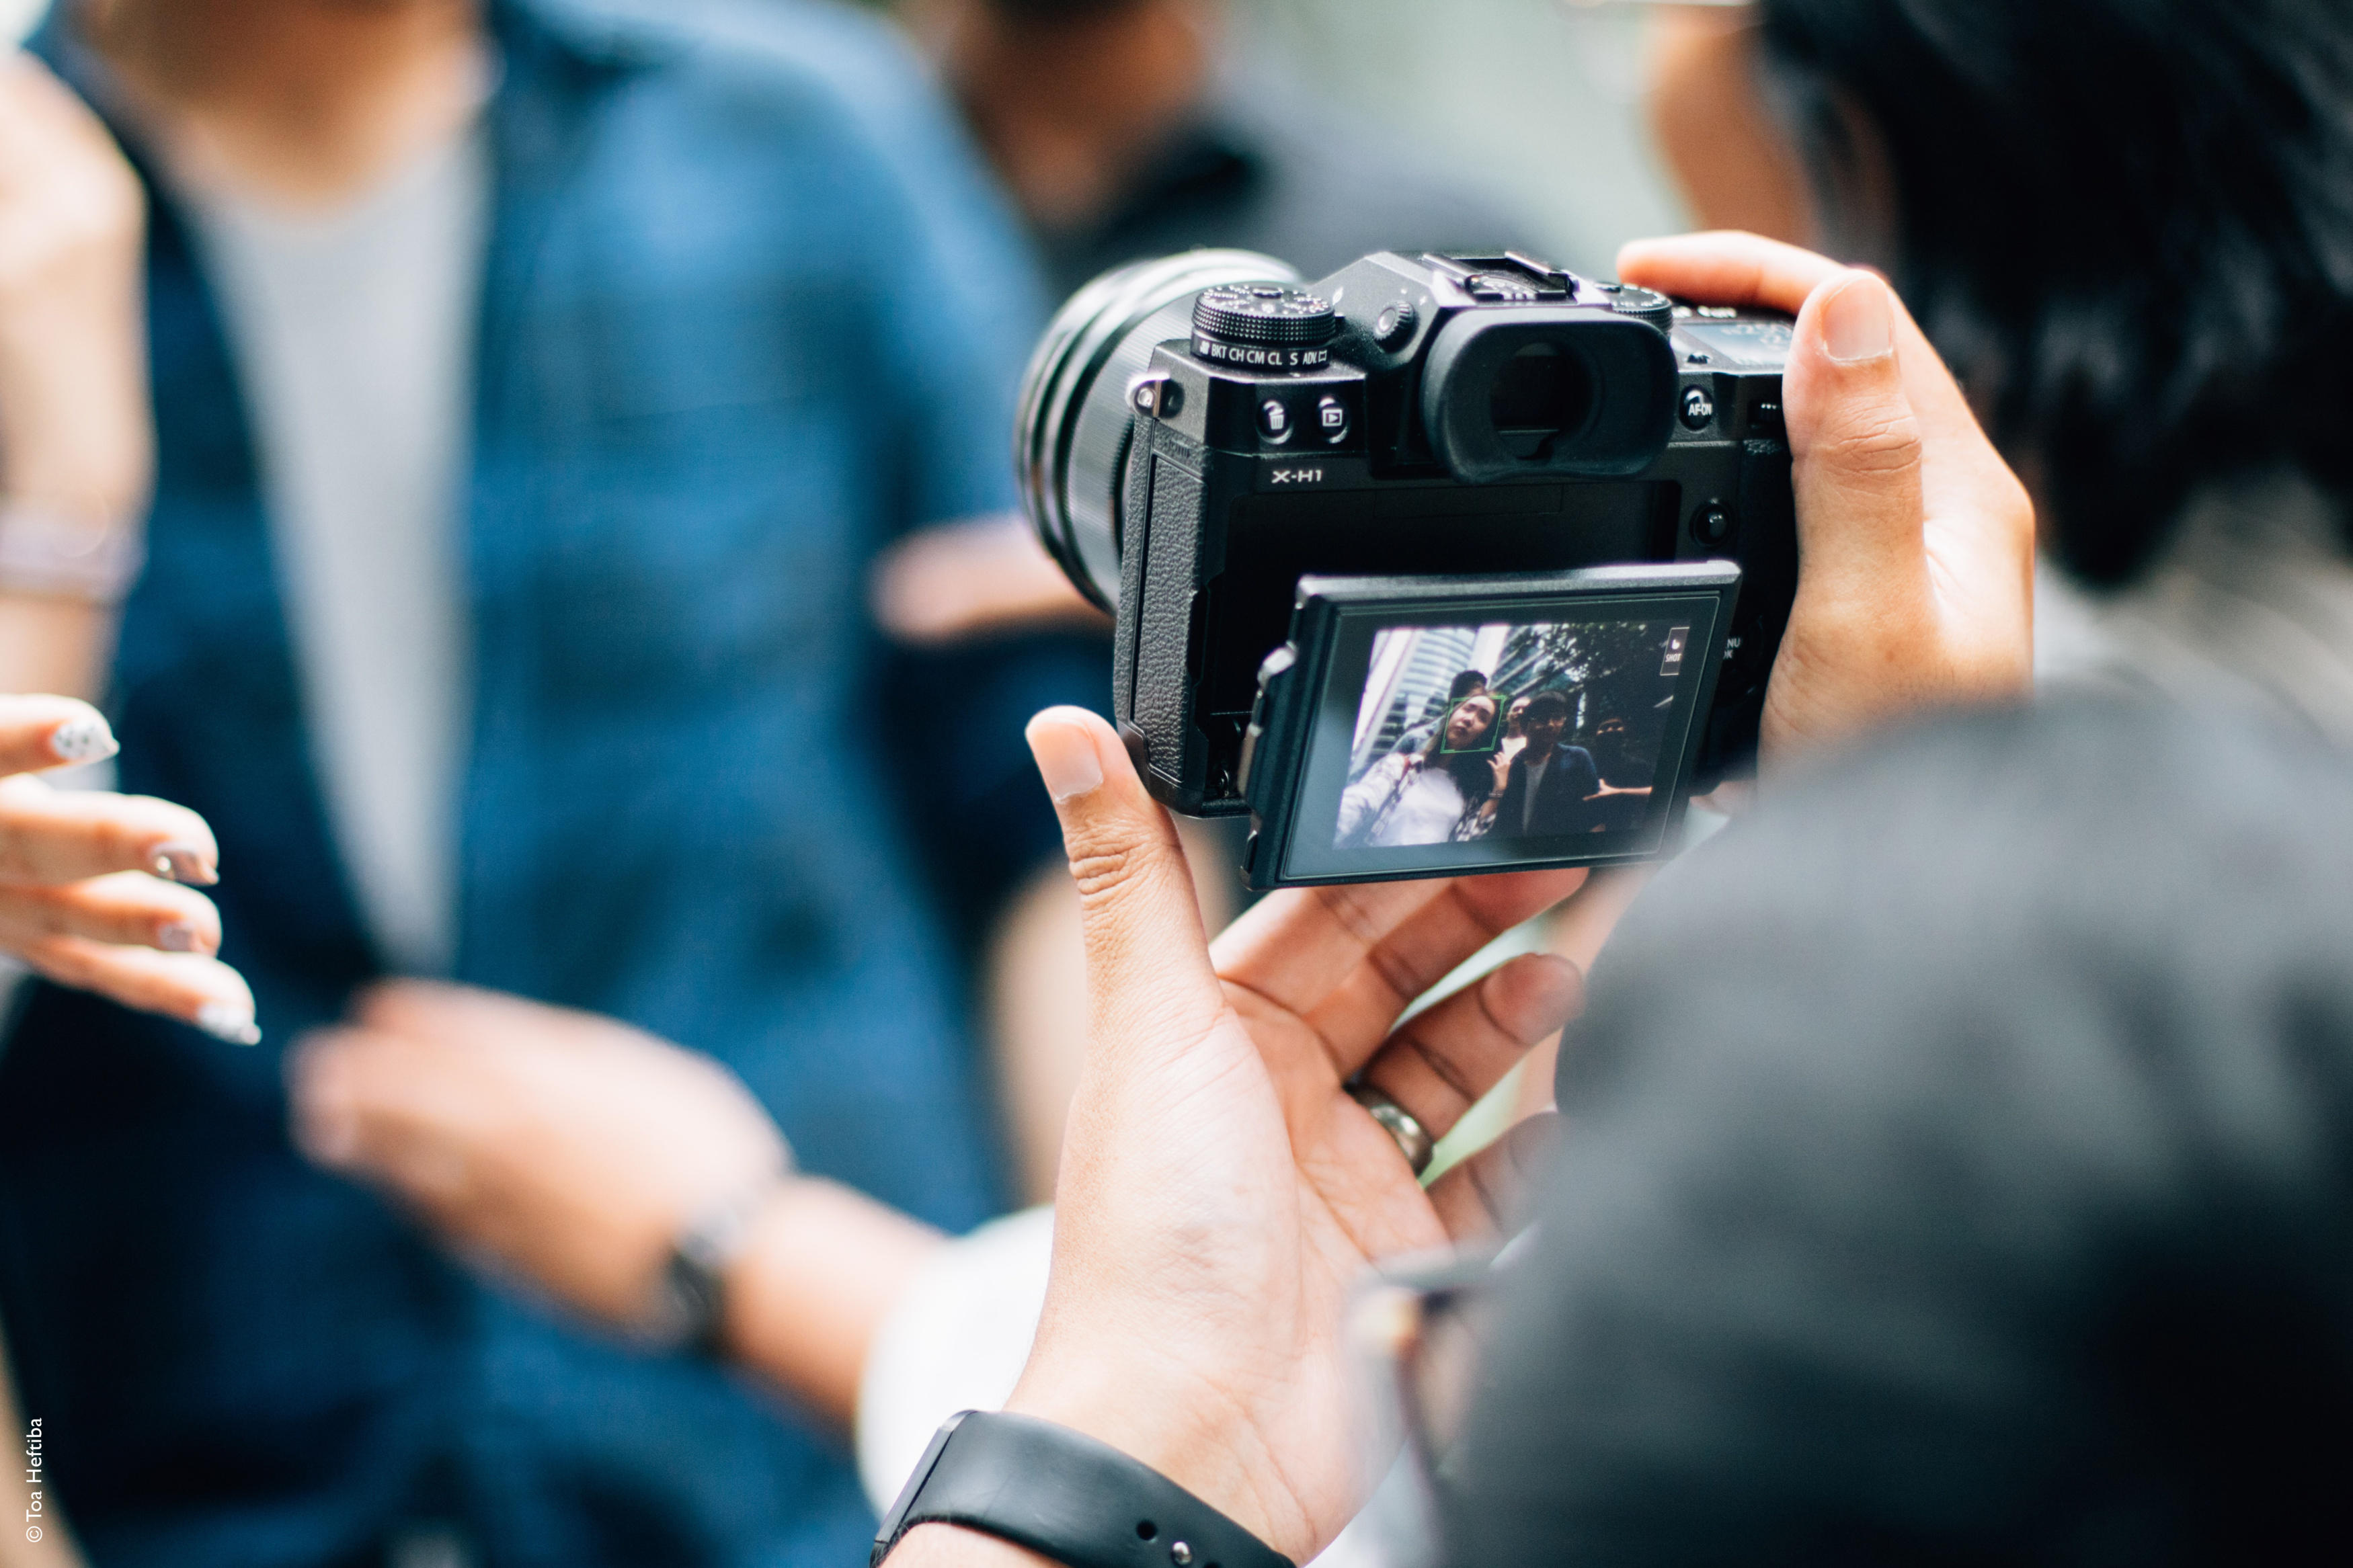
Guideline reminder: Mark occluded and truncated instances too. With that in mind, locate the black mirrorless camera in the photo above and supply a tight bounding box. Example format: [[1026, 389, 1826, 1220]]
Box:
[[1016, 249, 1796, 889]]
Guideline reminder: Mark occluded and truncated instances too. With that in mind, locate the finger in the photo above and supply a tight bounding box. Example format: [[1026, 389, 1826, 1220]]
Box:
[[288, 1027, 491, 1202], [1355, 954, 1583, 1141], [1620, 237, 2005, 528], [1425, 1111, 1564, 1241], [1215, 868, 1586, 1073], [1027, 706, 1229, 1063], [16, 936, 257, 1042], [0, 870, 218, 954], [0, 696, 118, 774], [0, 775, 218, 884], [1780, 271, 1931, 616], [1616, 231, 1846, 317]]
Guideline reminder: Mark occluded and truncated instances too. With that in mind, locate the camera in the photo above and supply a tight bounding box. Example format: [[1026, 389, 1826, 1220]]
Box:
[[1016, 249, 1796, 889]]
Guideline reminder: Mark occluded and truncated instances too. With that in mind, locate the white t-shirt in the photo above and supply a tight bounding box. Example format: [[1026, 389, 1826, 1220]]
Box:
[[177, 128, 489, 975], [1338, 755, 1470, 849]]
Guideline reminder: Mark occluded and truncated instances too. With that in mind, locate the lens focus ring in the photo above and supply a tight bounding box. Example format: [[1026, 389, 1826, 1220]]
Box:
[[1014, 252, 1302, 612]]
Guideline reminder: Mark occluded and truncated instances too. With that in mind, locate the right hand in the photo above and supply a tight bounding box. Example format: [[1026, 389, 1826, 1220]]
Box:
[[289, 981, 791, 1330], [969, 710, 1587, 1564], [0, 52, 150, 524], [1620, 232, 2036, 761], [0, 695, 255, 1040]]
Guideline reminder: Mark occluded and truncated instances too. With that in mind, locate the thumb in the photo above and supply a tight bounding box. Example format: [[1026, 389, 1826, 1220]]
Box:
[[1782, 270, 1931, 610], [1026, 707, 1228, 1059]]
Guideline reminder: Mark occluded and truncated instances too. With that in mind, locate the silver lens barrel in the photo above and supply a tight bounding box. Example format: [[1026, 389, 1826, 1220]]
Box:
[[1015, 250, 1300, 612]]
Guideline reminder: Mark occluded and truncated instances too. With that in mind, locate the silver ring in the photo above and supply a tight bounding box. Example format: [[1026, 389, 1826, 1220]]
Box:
[[1347, 1081, 1436, 1178]]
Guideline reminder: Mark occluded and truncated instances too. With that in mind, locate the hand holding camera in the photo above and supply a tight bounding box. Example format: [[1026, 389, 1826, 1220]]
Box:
[[1616, 231, 2036, 757], [889, 232, 2036, 1568]]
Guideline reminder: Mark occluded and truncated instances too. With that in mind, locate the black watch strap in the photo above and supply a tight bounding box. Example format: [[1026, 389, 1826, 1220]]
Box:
[[871, 1410, 1296, 1568]]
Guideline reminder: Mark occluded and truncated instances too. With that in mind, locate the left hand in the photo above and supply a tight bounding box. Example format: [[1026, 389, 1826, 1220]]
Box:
[[0, 694, 255, 1039], [289, 981, 791, 1327], [986, 708, 1585, 1563]]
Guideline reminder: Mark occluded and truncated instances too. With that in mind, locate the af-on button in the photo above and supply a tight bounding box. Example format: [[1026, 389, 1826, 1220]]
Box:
[[1679, 384, 1717, 431]]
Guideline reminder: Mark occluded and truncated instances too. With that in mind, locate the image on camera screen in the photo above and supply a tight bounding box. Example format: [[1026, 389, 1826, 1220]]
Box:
[[1332, 617, 1692, 855]]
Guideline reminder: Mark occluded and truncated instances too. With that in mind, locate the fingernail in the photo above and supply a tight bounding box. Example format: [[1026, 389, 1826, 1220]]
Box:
[[1029, 716, 1104, 802], [157, 921, 204, 954], [48, 713, 118, 766], [153, 843, 218, 885], [195, 1001, 261, 1046], [1821, 273, 1895, 364]]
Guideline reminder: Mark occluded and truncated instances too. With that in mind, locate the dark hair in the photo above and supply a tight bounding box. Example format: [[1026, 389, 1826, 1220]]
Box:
[[1758, 0, 2353, 584], [1449, 670, 1492, 702], [1445, 699, 2353, 1563], [1520, 689, 1571, 725]]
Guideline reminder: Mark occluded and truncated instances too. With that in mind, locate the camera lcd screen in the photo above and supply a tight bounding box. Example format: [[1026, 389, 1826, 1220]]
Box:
[[1267, 580, 1726, 884]]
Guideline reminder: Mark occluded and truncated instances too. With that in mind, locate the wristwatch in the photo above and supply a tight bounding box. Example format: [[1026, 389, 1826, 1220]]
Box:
[[873, 1411, 1295, 1568], [645, 1172, 787, 1356]]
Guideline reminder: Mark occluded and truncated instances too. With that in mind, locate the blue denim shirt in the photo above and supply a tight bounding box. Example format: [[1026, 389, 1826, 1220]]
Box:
[[1, 3, 1043, 1564]]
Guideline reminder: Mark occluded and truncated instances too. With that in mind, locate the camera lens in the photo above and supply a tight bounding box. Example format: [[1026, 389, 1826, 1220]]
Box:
[[1488, 344, 1594, 461], [1014, 251, 1298, 612]]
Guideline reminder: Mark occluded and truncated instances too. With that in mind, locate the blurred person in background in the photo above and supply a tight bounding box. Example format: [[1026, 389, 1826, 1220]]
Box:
[[0, 1, 1052, 1565], [287, 230, 2039, 1533], [1647, 0, 2353, 739], [0, 59, 262, 1568], [899, 0, 1528, 303]]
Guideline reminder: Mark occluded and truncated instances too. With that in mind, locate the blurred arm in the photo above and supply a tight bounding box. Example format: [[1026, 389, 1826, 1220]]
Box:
[[290, 981, 949, 1427], [0, 55, 153, 698]]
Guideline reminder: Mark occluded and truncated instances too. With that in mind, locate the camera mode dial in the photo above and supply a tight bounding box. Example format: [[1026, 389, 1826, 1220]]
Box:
[[1193, 284, 1339, 372], [1600, 283, 1676, 330]]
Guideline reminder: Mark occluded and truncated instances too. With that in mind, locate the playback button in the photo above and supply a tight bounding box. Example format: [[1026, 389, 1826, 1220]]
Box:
[[1316, 395, 1350, 445]]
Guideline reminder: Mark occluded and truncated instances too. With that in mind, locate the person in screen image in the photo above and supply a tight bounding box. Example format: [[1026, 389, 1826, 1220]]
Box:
[[1337, 692, 1501, 850], [1388, 667, 1490, 760], [1579, 711, 1657, 835], [1495, 688, 1603, 840], [1501, 693, 1533, 753]]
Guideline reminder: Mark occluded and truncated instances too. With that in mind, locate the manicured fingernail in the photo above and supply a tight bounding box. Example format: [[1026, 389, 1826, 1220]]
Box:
[[153, 843, 218, 885], [48, 713, 118, 765], [157, 921, 203, 953], [195, 1001, 261, 1046], [1029, 716, 1103, 802], [1821, 273, 1895, 364]]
